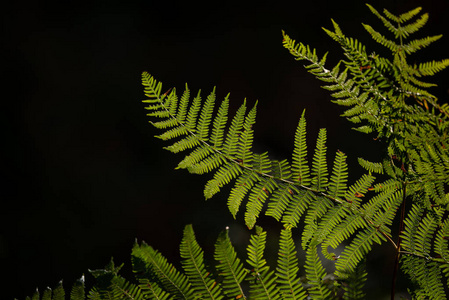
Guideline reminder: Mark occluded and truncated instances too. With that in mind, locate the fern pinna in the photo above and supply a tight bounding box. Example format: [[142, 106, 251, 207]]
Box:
[[141, 4, 448, 299]]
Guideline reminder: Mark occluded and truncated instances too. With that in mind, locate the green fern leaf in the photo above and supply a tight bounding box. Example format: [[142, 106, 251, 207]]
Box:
[[222, 101, 247, 158], [137, 278, 172, 300], [304, 245, 333, 299], [196, 88, 216, 141], [321, 214, 367, 260], [246, 226, 280, 299], [204, 162, 242, 199], [70, 277, 86, 300], [276, 229, 307, 300], [132, 241, 194, 299], [227, 170, 260, 217], [176, 145, 214, 170], [328, 150, 349, 199], [210, 95, 230, 149], [180, 225, 223, 300], [342, 260, 367, 300], [42, 287, 51, 300], [187, 152, 226, 175], [291, 110, 311, 185], [311, 128, 329, 192], [164, 135, 201, 153], [214, 227, 248, 300], [383, 6, 422, 24], [185, 91, 202, 132], [362, 24, 399, 52], [266, 184, 298, 222], [312, 204, 349, 256], [416, 59, 449, 76], [399, 13, 429, 38], [236, 102, 257, 166], [302, 195, 334, 249], [282, 190, 315, 229], [357, 157, 383, 174], [401, 255, 447, 299], [245, 178, 277, 229], [335, 228, 384, 279], [52, 281, 65, 300], [403, 35, 443, 54]]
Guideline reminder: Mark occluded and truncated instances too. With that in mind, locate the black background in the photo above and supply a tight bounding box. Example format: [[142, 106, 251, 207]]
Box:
[[3, 0, 448, 299]]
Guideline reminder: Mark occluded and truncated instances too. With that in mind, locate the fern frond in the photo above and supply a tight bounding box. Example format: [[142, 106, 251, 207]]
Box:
[[321, 213, 367, 260], [302, 196, 334, 249], [342, 259, 367, 300], [357, 157, 383, 174], [282, 190, 315, 229], [196, 88, 216, 140], [52, 281, 65, 300], [185, 91, 202, 132], [335, 228, 384, 279], [210, 96, 230, 149], [402, 34, 443, 54], [416, 59, 449, 76], [266, 184, 298, 222], [246, 226, 280, 299], [399, 13, 429, 38], [365, 4, 399, 38], [304, 245, 333, 299], [164, 135, 201, 153], [402, 207, 438, 257], [245, 178, 277, 229], [222, 101, 247, 157], [214, 227, 248, 300], [328, 150, 349, 199], [362, 24, 399, 52], [180, 225, 223, 300], [276, 229, 307, 300], [291, 110, 311, 185], [70, 277, 86, 300], [137, 278, 172, 300], [227, 170, 260, 217], [401, 255, 447, 299], [344, 174, 375, 208], [236, 102, 257, 166], [132, 241, 193, 299], [383, 6, 422, 24], [204, 162, 242, 199], [187, 151, 226, 175], [311, 128, 329, 192]]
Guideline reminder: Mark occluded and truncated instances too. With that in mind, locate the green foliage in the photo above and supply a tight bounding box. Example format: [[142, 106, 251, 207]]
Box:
[[138, 3, 448, 298], [21, 3, 448, 300]]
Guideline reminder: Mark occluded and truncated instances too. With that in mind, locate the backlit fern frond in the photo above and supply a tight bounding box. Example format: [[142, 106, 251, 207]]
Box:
[[276, 229, 307, 300], [132, 241, 193, 299], [136, 3, 449, 299], [304, 245, 334, 299], [180, 225, 223, 300], [246, 226, 280, 299], [141, 72, 377, 235], [214, 227, 248, 300], [341, 259, 367, 300]]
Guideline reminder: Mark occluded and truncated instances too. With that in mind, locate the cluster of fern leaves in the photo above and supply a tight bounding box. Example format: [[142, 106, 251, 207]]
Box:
[[23, 4, 448, 300]]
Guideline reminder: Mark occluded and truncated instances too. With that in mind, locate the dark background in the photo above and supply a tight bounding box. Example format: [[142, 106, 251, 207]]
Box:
[[3, 0, 448, 299]]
